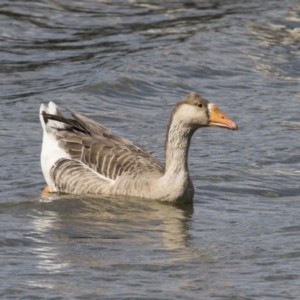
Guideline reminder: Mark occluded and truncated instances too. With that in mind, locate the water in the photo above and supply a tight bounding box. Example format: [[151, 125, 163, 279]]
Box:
[[1, 0, 300, 299]]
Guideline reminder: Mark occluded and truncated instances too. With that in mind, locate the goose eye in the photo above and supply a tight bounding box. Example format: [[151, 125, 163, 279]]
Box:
[[197, 103, 203, 108]]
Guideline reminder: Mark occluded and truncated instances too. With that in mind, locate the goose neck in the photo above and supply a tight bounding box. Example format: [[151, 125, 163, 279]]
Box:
[[164, 120, 194, 175]]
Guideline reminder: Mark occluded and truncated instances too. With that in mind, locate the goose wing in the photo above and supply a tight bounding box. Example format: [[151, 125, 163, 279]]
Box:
[[43, 109, 164, 182]]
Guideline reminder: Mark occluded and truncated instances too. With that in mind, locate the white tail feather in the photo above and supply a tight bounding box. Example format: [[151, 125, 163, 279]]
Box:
[[40, 101, 64, 133], [40, 101, 70, 191]]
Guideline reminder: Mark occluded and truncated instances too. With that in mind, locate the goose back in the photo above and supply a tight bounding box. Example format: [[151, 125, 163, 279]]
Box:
[[43, 110, 164, 183]]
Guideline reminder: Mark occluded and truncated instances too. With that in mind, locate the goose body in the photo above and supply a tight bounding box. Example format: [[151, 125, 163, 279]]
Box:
[[40, 92, 237, 202]]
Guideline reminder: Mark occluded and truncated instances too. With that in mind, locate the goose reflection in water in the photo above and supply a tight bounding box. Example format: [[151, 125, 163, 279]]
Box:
[[35, 195, 194, 256]]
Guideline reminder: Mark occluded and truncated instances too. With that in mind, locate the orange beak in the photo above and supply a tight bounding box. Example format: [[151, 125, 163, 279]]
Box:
[[209, 104, 238, 130]]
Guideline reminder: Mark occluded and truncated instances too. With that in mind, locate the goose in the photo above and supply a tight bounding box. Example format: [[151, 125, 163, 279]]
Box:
[[40, 92, 237, 202]]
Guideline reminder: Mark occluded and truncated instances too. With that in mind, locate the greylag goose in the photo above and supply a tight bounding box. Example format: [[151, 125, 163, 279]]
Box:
[[40, 92, 237, 202]]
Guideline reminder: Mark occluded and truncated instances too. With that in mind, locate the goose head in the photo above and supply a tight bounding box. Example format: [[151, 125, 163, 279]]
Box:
[[171, 92, 238, 131]]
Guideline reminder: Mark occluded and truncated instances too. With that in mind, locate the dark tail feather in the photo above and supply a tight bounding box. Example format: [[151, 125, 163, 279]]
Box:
[[42, 113, 91, 135]]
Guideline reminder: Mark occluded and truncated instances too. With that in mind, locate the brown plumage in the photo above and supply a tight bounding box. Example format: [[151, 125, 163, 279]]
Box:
[[40, 92, 237, 202]]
